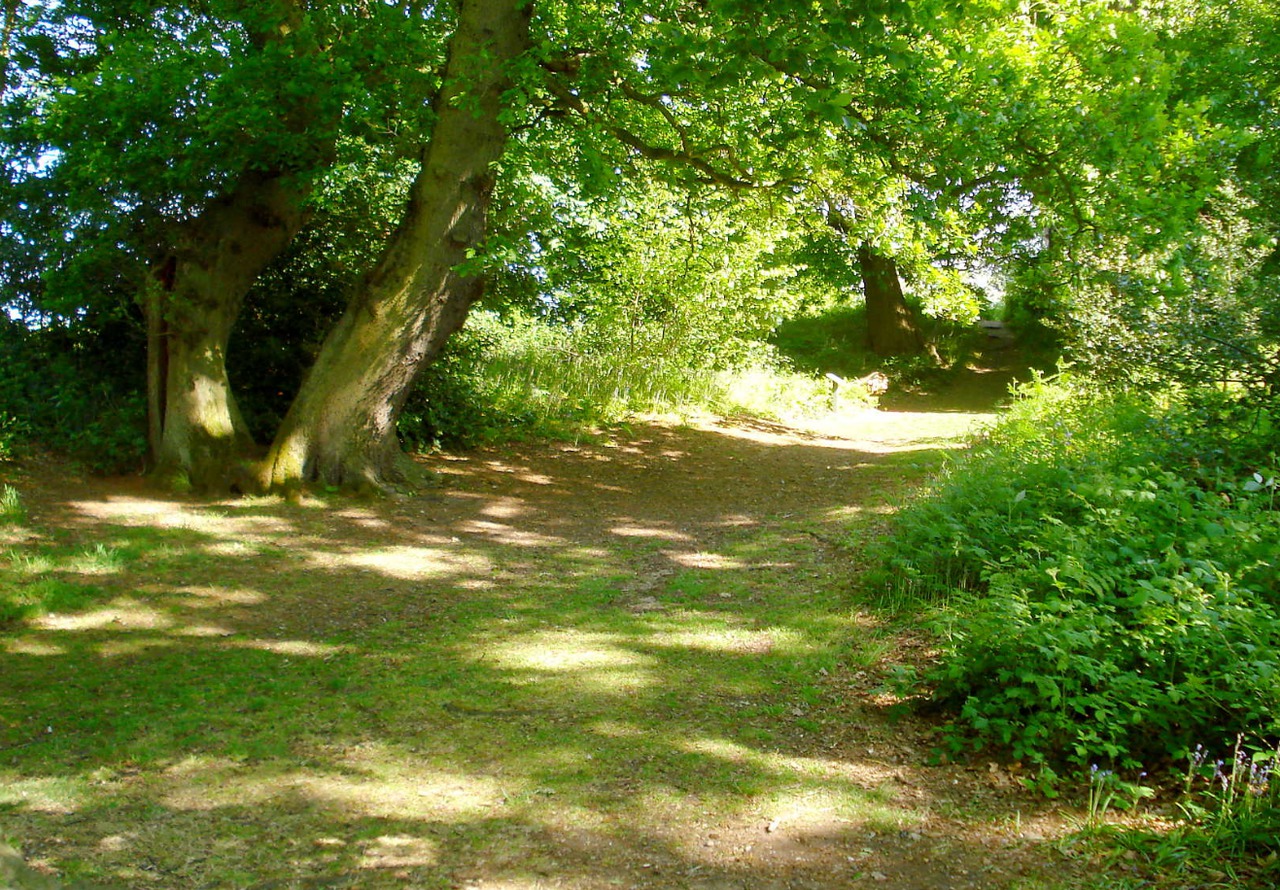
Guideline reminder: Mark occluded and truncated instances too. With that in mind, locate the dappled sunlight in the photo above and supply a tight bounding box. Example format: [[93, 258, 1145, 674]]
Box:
[[357, 834, 440, 870], [0, 412, 1074, 889], [161, 749, 509, 821], [800, 409, 995, 448], [643, 624, 803, 655], [703, 422, 846, 450], [0, 775, 89, 813], [331, 508, 392, 529], [821, 504, 898, 520], [479, 460, 559, 488], [479, 629, 660, 694], [2, 637, 66, 656], [609, 523, 694, 542], [664, 550, 745, 570], [675, 735, 905, 788], [177, 585, 268, 608], [485, 629, 656, 674], [325, 545, 492, 580], [33, 598, 173, 631], [68, 497, 297, 542], [480, 496, 528, 520], [227, 639, 350, 657], [458, 519, 562, 547], [587, 719, 646, 738], [171, 623, 235, 637]]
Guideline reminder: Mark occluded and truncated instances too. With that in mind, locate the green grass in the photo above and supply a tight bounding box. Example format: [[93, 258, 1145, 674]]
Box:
[[0, 408, 1107, 890], [405, 310, 843, 448], [0, 485, 24, 524]]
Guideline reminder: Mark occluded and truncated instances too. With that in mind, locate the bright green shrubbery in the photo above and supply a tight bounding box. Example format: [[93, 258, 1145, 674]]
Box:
[[882, 374, 1280, 769]]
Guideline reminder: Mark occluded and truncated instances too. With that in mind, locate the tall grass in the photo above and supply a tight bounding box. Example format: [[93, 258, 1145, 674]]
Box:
[[0, 485, 25, 525], [460, 311, 840, 438]]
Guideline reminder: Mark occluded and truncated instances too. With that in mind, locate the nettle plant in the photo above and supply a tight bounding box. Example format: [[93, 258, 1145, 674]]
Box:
[[886, 377, 1280, 770], [930, 463, 1280, 767]]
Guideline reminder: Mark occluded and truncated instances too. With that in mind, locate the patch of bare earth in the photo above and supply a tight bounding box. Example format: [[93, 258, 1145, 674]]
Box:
[[1, 398, 1092, 890]]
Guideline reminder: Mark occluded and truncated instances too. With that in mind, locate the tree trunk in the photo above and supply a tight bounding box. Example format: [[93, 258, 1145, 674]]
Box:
[[858, 243, 926, 357], [142, 0, 332, 491], [258, 0, 531, 492], [145, 170, 313, 490]]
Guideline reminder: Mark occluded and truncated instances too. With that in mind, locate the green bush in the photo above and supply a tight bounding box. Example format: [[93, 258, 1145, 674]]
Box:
[[0, 318, 146, 474], [0, 413, 26, 463], [930, 465, 1280, 767], [881, 375, 1280, 768]]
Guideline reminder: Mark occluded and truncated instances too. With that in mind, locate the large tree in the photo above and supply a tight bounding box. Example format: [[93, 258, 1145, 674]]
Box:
[[6, 0, 1261, 491], [258, 0, 531, 490], [2, 0, 443, 488]]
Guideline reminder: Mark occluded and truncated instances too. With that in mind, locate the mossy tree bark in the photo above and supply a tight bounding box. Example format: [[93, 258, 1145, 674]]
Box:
[[144, 170, 313, 490], [142, 0, 334, 491], [259, 0, 531, 492], [858, 243, 926, 358]]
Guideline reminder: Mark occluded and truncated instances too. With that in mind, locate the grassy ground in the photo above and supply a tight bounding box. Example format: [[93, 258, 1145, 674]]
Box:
[[0, 398, 1108, 889]]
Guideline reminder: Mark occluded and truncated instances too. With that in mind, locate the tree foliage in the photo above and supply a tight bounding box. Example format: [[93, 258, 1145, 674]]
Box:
[[0, 0, 1276, 487]]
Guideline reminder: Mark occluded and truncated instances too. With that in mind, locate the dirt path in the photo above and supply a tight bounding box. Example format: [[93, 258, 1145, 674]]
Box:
[[1, 398, 1090, 890]]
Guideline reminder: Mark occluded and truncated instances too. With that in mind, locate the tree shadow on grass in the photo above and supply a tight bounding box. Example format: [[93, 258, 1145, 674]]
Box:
[[0, 418, 1080, 889]]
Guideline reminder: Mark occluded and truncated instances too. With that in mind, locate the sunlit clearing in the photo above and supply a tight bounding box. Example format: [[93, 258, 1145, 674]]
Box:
[[802, 410, 993, 448], [34, 598, 171, 631], [328, 545, 491, 580]]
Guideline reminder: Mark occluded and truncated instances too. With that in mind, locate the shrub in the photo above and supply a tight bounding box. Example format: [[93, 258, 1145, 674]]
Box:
[[0, 317, 146, 474], [928, 465, 1280, 767], [880, 375, 1280, 767]]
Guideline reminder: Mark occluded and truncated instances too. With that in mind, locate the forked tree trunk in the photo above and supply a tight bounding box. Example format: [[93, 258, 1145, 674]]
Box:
[[144, 171, 313, 490], [258, 0, 531, 492], [858, 243, 926, 357], [143, 0, 330, 491]]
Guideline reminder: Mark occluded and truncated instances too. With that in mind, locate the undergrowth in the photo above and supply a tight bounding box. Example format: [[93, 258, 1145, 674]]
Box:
[[875, 372, 1280, 883], [398, 310, 857, 449]]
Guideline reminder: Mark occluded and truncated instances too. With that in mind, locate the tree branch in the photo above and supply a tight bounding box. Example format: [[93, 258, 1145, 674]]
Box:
[[541, 70, 762, 189]]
